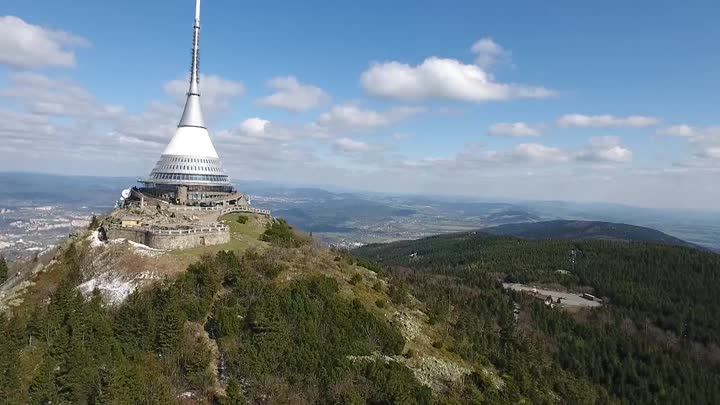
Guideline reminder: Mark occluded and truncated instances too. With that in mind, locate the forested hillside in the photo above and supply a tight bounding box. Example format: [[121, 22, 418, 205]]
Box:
[[2, 217, 720, 404], [1, 215, 456, 404], [483, 220, 698, 249], [354, 232, 720, 404]]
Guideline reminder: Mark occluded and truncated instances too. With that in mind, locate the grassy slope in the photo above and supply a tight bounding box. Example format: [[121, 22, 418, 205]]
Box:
[[169, 213, 271, 260]]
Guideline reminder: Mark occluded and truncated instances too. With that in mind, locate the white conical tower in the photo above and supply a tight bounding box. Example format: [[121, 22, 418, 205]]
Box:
[[142, 0, 233, 203]]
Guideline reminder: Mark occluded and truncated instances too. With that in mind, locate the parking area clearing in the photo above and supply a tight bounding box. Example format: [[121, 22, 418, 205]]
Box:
[[503, 283, 603, 308]]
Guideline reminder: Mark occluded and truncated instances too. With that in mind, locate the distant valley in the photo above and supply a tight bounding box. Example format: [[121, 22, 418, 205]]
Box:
[[1, 173, 719, 260]]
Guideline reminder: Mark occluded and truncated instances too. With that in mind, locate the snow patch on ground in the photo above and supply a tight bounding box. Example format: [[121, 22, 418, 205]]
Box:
[[78, 275, 135, 306], [88, 231, 105, 248], [125, 240, 165, 257], [78, 271, 161, 306]]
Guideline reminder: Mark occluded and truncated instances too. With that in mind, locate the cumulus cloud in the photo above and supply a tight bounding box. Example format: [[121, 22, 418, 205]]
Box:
[[488, 122, 541, 137], [558, 114, 659, 128], [444, 136, 633, 169], [576, 136, 633, 162], [164, 74, 245, 116], [512, 143, 569, 163], [471, 38, 511, 69], [257, 76, 329, 112], [361, 57, 554, 102], [314, 104, 422, 133], [0, 16, 90, 69], [699, 147, 720, 160], [1, 72, 124, 119], [657, 124, 695, 137], [239, 117, 270, 136], [0, 70, 254, 176], [657, 124, 720, 145], [334, 137, 371, 153], [215, 117, 303, 145]]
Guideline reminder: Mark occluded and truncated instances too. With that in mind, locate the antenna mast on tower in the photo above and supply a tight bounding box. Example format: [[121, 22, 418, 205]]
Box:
[[178, 0, 206, 128]]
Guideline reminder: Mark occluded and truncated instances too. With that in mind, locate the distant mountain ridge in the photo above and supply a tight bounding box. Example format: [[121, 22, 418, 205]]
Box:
[[482, 220, 701, 249]]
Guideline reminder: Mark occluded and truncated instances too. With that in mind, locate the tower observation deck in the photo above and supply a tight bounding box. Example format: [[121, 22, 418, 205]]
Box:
[[139, 0, 234, 204]]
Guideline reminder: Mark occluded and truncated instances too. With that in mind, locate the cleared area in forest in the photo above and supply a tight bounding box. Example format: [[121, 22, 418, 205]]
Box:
[[503, 283, 603, 308]]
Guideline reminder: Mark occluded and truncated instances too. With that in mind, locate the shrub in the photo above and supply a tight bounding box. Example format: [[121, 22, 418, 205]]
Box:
[[375, 299, 386, 309], [350, 274, 363, 285], [260, 219, 305, 248], [88, 215, 100, 230], [236, 215, 249, 224], [388, 281, 409, 305], [0, 256, 7, 283]]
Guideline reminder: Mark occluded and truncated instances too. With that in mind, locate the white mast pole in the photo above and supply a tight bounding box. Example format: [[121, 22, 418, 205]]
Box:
[[189, 0, 201, 95], [178, 0, 206, 128]]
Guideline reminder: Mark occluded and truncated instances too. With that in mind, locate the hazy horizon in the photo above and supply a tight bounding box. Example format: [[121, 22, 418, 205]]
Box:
[[1, 0, 718, 211], [2, 170, 719, 216]]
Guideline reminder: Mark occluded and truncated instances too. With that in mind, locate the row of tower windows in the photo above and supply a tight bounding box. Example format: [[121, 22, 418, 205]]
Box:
[[168, 157, 215, 164], [153, 173, 227, 182], [162, 165, 221, 172]]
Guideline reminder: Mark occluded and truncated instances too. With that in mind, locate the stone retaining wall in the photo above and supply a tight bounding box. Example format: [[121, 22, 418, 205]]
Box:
[[106, 225, 230, 250], [169, 205, 271, 216]]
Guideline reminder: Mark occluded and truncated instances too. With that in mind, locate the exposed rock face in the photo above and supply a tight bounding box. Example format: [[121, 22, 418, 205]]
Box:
[[390, 309, 427, 342], [404, 355, 472, 393], [347, 352, 472, 394]]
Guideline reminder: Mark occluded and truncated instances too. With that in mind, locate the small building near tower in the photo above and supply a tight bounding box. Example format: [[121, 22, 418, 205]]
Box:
[[120, 216, 143, 228]]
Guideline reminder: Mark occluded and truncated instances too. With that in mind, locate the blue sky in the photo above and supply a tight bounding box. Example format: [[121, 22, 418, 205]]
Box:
[[1, 0, 718, 210]]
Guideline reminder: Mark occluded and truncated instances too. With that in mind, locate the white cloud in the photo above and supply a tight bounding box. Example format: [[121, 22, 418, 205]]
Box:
[[0, 71, 253, 174], [470, 38, 511, 69], [512, 143, 569, 163], [216, 117, 299, 144], [445, 136, 633, 168], [657, 124, 695, 137], [488, 122, 541, 137], [334, 137, 371, 153], [257, 76, 329, 112], [558, 114, 659, 128], [576, 136, 633, 162], [657, 125, 720, 168], [1, 72, 124, 119], [239, 117, 270, 136], [700, 147, 720, 160], [164, 74, 245, 116], [361, 57, 554, 102], [314, 104, 422, 132], [657, 125, 720, 144], [0, 16, 90, 69]]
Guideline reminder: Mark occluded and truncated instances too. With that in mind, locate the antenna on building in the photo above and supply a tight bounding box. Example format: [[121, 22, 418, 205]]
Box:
[[178, 0, 206, 128]]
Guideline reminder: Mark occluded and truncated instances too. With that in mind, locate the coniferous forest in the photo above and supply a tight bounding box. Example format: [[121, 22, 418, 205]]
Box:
[[1, 226, 719, 404], [355, 232, 720, 404], [0, 243, 428, 404]]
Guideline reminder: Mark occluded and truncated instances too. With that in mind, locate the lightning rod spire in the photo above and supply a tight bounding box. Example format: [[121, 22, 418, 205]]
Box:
[[178, 0, 205, 128]]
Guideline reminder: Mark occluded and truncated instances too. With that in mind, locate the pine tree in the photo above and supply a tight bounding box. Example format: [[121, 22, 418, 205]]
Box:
[[88, 215, 100, 230], [0, 255, 8, 283]]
